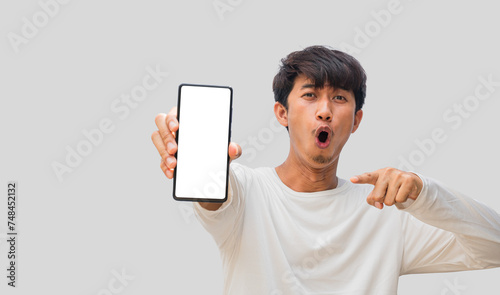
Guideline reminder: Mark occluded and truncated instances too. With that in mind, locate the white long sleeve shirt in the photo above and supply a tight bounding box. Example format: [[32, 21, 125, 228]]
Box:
[[193, 162, 500, 294]]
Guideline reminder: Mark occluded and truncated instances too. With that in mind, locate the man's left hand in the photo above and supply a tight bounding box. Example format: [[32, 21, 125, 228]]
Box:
[[350, 167, 423, 209]]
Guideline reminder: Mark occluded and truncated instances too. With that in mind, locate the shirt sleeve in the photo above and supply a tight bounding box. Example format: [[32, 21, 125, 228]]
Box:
[[397, 174, 500, 275], [192, 162, 248, 249]]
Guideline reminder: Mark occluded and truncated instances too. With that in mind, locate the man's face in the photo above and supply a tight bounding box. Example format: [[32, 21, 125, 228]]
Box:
[[276, 74, 363, 169]]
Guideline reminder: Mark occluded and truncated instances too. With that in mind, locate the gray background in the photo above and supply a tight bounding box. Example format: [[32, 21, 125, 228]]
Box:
[[1, 0, 499, 294]]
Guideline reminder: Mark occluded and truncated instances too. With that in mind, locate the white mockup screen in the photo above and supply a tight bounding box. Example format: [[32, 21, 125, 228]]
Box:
[[174, 85, 232, 201]]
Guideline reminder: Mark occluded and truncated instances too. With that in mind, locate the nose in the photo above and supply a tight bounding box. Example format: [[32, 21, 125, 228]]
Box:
[[316, 98, 332, 122]]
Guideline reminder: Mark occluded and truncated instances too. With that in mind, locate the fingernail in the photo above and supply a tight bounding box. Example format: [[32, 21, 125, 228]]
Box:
[[351, 176, 359, 182], [167, 142, 175, 152], [166, 157, 174, 166], [169, 121, 176, 130], [375, 202, 382, 209]]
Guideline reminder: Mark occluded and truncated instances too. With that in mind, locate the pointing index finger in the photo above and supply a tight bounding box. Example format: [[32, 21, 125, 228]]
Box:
[[350, 171, 379, 185]]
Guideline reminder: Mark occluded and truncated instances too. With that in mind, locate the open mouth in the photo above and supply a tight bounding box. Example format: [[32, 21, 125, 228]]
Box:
[[318, 131, 328, 143], [315, 126, 332, 149]]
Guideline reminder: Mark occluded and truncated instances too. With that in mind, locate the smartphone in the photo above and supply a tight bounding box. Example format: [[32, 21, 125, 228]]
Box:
[[173, 84, 233, 202]]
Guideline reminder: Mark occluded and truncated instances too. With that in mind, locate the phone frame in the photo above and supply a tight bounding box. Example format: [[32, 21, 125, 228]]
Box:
[[172, 83, 233, 203]]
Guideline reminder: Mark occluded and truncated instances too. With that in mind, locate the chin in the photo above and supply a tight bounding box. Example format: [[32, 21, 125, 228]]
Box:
[[311, 154, 334, 164]]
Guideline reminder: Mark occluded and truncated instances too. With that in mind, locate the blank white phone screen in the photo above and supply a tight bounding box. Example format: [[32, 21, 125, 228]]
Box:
[[174, 85, 232, 201]]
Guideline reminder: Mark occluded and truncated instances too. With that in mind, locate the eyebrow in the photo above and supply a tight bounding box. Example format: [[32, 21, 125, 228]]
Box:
[[300, 83, 316, 89], [301, 83, 348, 93]]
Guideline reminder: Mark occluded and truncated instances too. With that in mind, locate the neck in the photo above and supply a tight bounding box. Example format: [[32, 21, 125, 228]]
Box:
[[275, 147, 339, 193]]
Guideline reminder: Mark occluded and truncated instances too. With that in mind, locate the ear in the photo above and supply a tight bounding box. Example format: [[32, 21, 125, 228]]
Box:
[[274, 102, 288, 128], [351, 109, 363, 133]]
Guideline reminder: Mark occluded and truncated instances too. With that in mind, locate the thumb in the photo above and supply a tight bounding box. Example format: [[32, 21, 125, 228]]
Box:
[[229, 142, 242, 162]]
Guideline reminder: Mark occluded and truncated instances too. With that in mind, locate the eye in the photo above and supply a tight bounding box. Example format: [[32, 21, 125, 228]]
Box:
[[302, 92, 316, 99], [333, 96, 346, 101]]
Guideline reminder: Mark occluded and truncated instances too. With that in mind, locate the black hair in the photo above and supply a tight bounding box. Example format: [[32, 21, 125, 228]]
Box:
[[272, 45, 367, 131]]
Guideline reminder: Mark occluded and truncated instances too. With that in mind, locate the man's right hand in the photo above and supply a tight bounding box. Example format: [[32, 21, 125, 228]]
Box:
[[151, 106, 242, 209]]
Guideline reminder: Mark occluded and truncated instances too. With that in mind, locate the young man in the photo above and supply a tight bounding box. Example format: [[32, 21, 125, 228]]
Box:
[[151, 46, 500, 294]]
